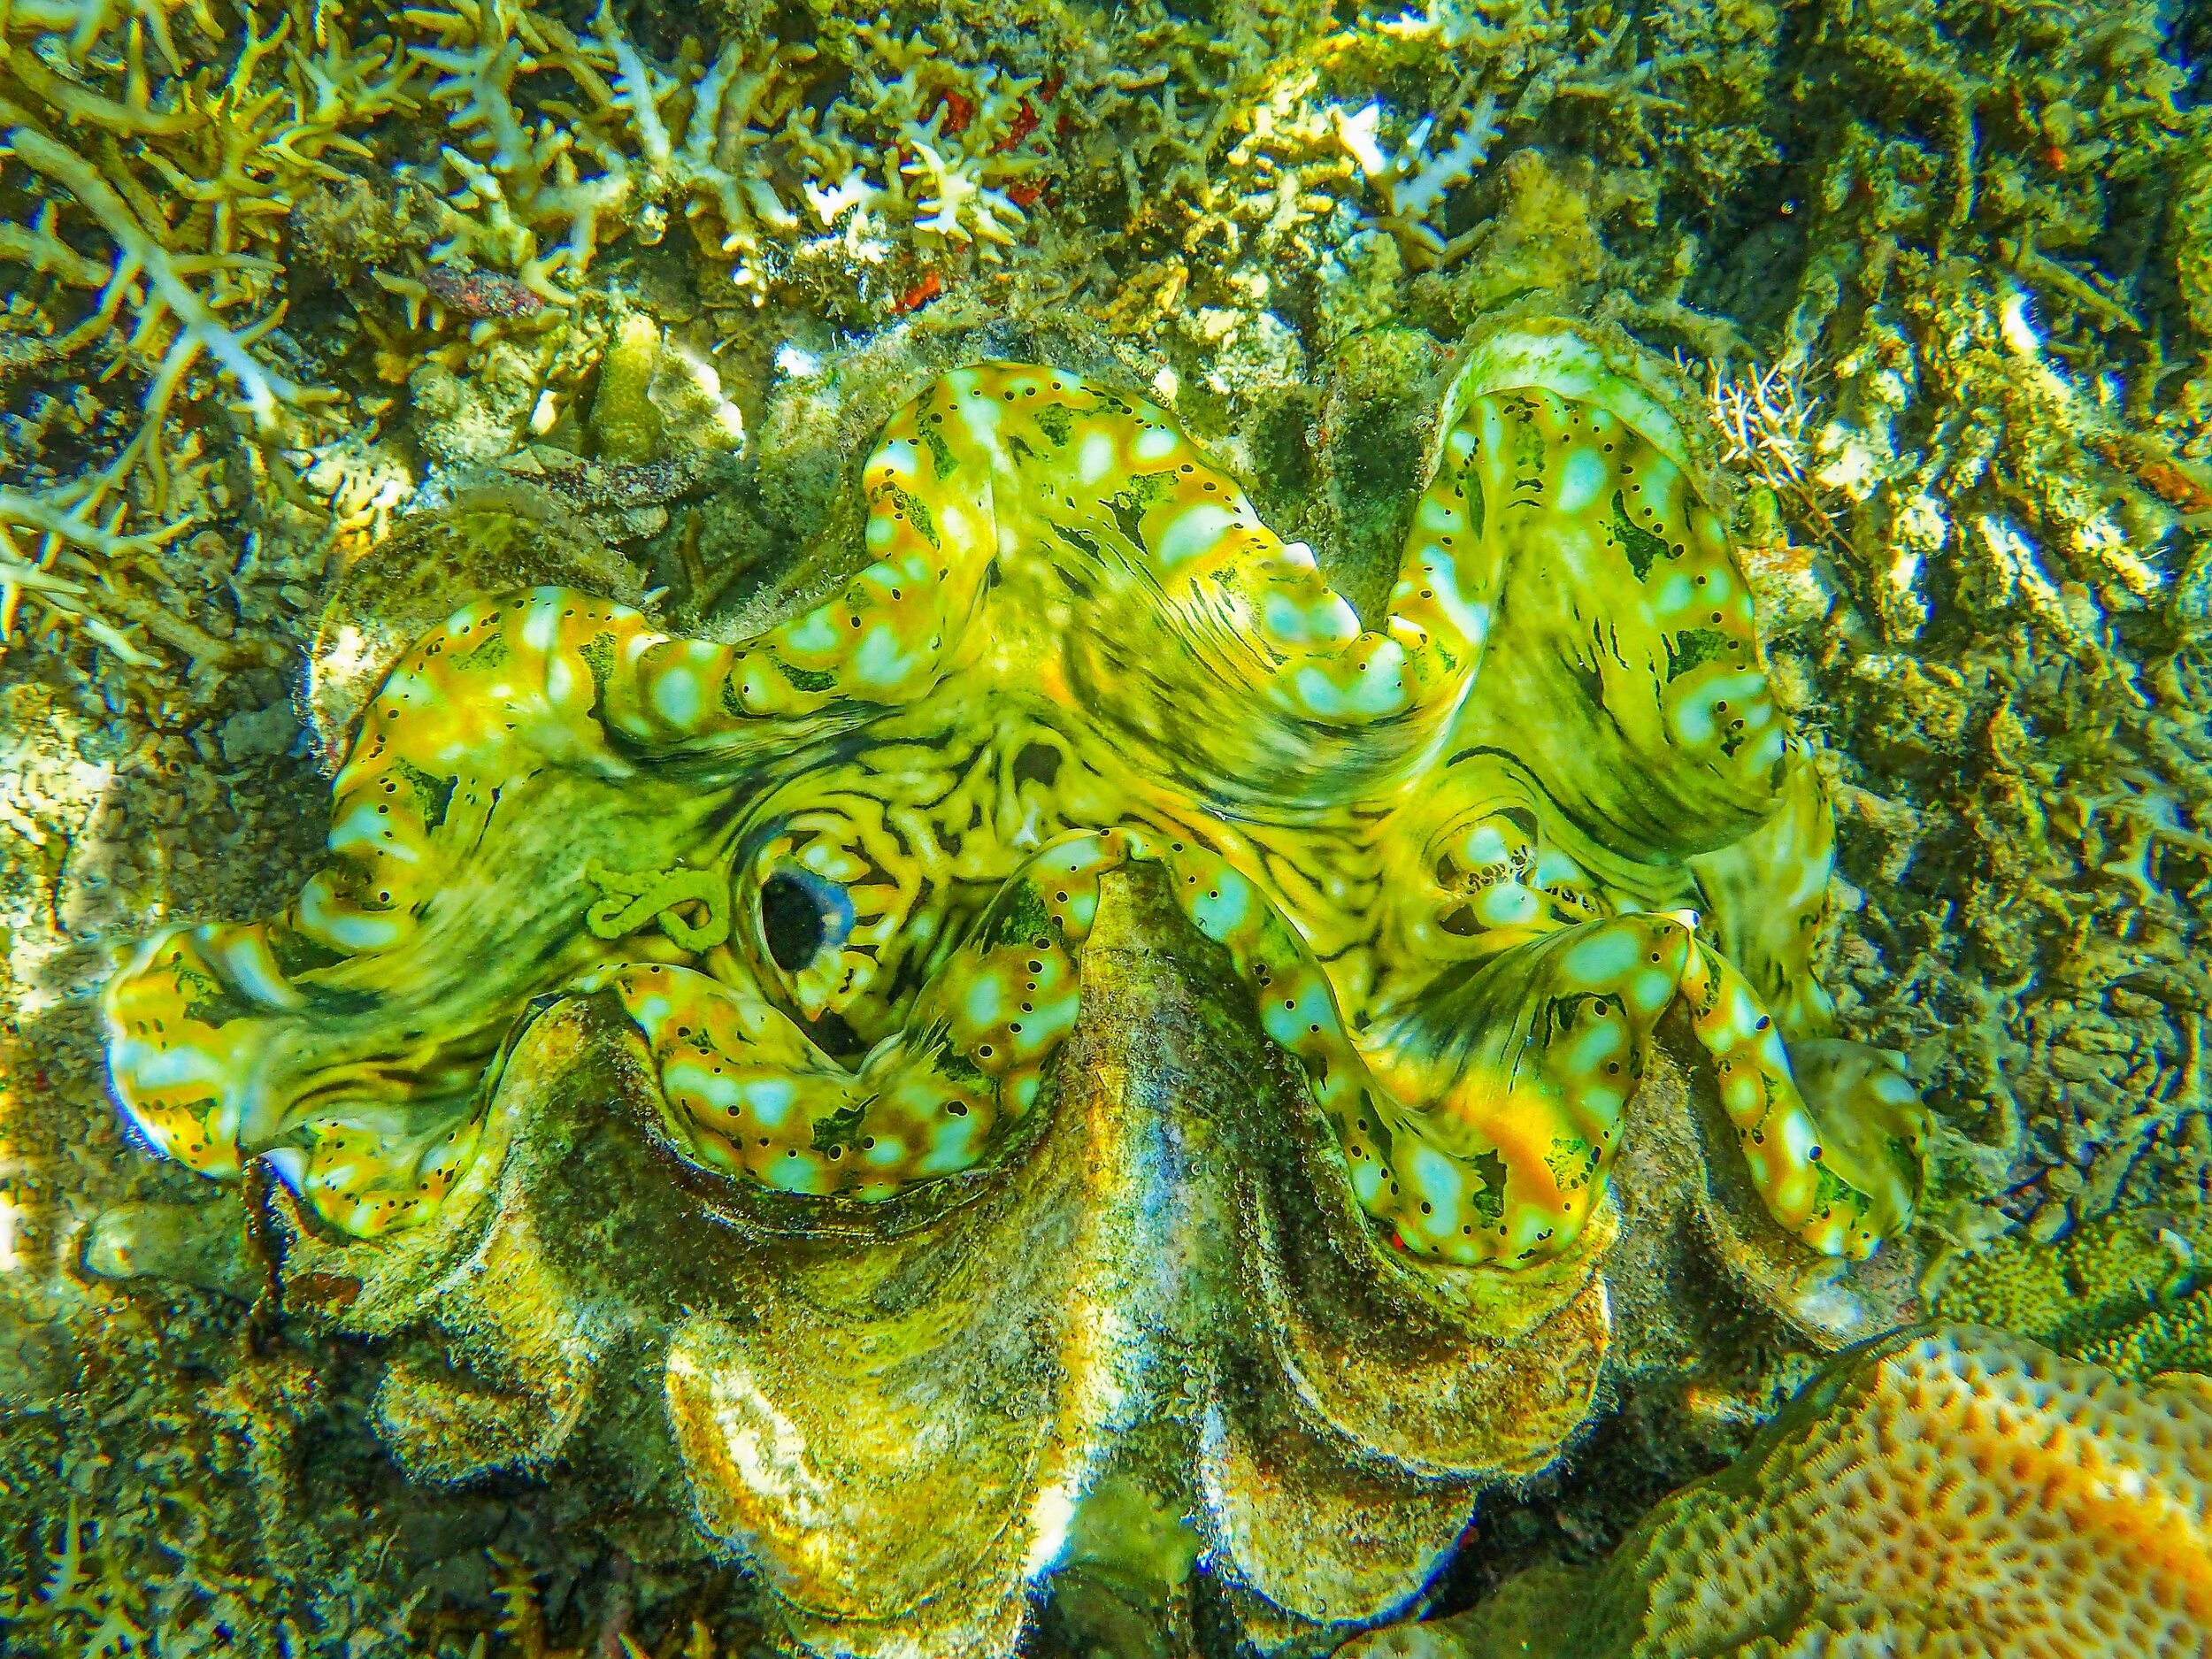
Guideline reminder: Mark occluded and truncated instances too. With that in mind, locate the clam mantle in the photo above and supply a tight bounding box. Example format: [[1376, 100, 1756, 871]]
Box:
[[105, 323, 1923, 1263]]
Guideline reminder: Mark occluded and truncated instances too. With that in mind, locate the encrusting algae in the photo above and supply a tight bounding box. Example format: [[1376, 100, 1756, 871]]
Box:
[[1, 0, 2208, 1650], [1932, 1208, 2212, 1379]]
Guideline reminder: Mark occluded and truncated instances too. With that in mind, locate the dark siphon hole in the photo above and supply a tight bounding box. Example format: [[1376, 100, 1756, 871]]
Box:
[[761, 872, 826, 972], [1012, 742, 1063, 787]]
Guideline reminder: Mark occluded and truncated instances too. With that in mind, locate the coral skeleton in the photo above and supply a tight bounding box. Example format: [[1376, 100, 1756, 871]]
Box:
[[1701, 355, 1854, 560]]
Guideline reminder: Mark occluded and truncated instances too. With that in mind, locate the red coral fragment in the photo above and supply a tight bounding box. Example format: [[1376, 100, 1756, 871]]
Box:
[[1000, 99, 1041, 151], [938, 90, 975, 135], [2137, 458, 2212, 513], [2087, 434, 2212, 514], [893, 271, 946, 314], [423, 266, 546, 320]]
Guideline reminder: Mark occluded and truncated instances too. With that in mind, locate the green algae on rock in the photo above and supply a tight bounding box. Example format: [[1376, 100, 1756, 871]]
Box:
[[1932, 1210, 2212, 1380]]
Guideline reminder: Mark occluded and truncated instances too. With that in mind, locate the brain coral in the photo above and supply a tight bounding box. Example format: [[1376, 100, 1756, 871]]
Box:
[[1344, 1324, 2212, 1658], [1932, 1213, 2212, 1382]]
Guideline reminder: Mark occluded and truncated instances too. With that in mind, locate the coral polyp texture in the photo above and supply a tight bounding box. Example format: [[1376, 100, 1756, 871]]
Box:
[[1346, 1325, 2212, 1659], [102, 325, 1925, 1265]]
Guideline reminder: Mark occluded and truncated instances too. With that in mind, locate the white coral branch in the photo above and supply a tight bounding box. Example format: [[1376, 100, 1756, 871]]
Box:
[[1391, 96, 1499, 219], [901, 137, 1024, 250], [594, 0, 671, 165], [3, 127, 310, 428], [1335, 95, 1501, 215], [1333, 94, 1501, 262]]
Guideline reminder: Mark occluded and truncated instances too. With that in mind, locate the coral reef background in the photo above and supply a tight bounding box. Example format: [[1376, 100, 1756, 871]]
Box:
[[1, 0, 2208, 1651]]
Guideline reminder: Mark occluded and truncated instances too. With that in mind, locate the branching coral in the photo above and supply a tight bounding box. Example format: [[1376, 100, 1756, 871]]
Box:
[[3, 1497, 155, 1657], [1725, 0, 2212, 1253], [397, 0, 1067, 302], [402, 0, 806, 301], [5, 0, 1377, 687], [3, 0, 1832, 688], [1701, 356, 1851, 564], [1333, 93, 1502, 266], [1298, 2, 1703, 281], [1824, 614, 2212, 1243], [0, 0, 405, 672], [793, 23, 1048, 257]]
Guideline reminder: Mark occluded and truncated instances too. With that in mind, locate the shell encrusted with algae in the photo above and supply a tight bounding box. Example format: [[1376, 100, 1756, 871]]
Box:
[[103, 320, 1925, 1267]]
